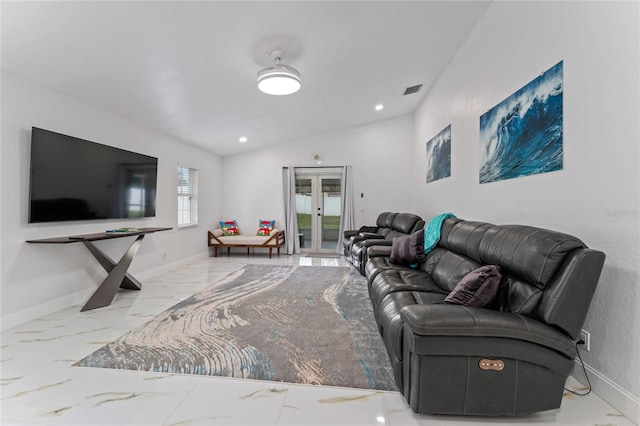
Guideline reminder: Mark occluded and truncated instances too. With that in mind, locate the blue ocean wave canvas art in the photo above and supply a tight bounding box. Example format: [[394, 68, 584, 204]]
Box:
[[479, 61, 563, 184], [426, 124, 451, 183]]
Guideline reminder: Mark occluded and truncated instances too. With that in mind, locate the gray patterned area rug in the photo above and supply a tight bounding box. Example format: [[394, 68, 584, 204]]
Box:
[[75, 265, 396, 391]]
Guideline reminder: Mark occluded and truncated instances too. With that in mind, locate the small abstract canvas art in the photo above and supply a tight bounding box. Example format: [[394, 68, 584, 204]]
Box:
[[479, 61, 563, 184], [426, 124, 451, 183]]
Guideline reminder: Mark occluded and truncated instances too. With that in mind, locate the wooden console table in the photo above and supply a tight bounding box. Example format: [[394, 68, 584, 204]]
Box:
[[27, 227, 172, 311]]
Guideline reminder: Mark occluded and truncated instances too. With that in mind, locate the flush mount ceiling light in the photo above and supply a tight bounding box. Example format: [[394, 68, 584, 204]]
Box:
[[257, 49, 301, 96]]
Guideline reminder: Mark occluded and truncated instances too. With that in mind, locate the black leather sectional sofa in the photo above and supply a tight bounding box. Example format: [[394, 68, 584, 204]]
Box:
[[344, 214, 606, 416]]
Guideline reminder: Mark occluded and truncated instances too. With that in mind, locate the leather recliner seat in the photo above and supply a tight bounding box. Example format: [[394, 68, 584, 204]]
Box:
[[342, 212, 397, 260], [348, 212, 424, 275], [363, 218, 605, 416]]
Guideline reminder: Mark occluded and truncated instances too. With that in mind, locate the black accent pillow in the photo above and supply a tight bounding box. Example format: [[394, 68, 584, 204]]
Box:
[[390, 230, 426, 266], [443, 265, 501, 307]]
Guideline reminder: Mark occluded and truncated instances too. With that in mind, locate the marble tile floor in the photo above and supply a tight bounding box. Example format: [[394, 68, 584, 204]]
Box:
[[1, 254, 634, 426]]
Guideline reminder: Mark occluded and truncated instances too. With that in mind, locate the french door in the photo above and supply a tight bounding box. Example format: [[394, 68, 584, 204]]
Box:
[[295, 169, 343, 253]]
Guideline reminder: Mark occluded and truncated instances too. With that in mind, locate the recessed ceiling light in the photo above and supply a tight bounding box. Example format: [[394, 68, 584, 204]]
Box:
[[239, 136, 247, 143], [375, 104, 384, 111]]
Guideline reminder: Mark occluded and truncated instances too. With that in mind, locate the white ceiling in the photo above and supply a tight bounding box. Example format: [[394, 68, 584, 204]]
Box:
[[1, 1, 490, 157]]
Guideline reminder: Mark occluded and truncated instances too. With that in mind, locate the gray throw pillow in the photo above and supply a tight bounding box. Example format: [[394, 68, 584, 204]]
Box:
[[443, 265, 502, 307], [390, 230, 426, 266]]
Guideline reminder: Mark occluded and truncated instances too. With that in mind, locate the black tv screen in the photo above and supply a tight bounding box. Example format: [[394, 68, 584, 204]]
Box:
[[29, 127, 158, 223]]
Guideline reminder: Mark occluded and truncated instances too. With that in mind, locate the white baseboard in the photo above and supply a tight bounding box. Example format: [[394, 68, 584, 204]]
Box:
[[1, 289, 94, 331], [1, 251, 210, 332], [135, 251, 210, 281], [573, 359, 640, 424]]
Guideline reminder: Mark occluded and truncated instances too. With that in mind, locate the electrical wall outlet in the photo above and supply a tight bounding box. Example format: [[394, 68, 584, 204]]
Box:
[[580, 329, 591, 352]]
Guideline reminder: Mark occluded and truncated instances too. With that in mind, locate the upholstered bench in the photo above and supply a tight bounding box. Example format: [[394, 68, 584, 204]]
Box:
[[207, 228, 285, 258]]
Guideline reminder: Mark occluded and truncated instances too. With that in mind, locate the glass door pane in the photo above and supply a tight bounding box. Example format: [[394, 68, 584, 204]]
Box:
[[295, 178, 312, 250], [320, 177, 341, 251]]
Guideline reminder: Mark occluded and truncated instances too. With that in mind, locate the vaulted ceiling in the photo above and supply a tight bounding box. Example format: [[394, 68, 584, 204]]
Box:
[[2, 1, 491, 156]]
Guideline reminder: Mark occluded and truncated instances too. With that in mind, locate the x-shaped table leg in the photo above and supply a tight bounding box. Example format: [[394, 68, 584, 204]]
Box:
[[81, 235, 145, 311]]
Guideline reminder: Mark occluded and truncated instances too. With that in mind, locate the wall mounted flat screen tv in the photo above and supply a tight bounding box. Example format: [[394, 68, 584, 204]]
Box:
[[29, 127, 158, 223]]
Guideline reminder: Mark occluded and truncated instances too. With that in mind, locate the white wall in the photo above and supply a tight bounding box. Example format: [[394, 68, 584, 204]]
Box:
[[412, 1, 639, 420], [221, 114, 415, 231], [0, 71, 222, 329]]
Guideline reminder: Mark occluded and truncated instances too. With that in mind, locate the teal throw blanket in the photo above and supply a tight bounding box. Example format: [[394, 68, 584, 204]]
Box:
[[424, 213, 457, 254]]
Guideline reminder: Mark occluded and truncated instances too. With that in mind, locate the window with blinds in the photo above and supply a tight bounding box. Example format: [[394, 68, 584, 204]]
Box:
[[177, 165, 198, 227]]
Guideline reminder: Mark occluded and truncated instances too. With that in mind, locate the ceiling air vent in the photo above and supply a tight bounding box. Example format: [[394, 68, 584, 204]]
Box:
[[403, 84, 423, 96]]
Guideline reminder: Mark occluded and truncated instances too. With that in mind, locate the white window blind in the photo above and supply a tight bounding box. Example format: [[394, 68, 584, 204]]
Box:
[[177, 165, 198, 227]]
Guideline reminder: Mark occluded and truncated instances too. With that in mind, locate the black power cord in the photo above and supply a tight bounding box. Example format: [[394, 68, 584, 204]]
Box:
[[564, 340, 592, 396]]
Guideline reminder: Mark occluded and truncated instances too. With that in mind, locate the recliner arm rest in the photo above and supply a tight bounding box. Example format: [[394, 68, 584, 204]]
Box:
[[361, 239, 392, 248], [348, 235, 369, 246], [344, 225, 380, 240], [400, 304, 575, 357], [359, 232, 384, 239], [343, 230, 360, 239], [367, 245, 392, 258]]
